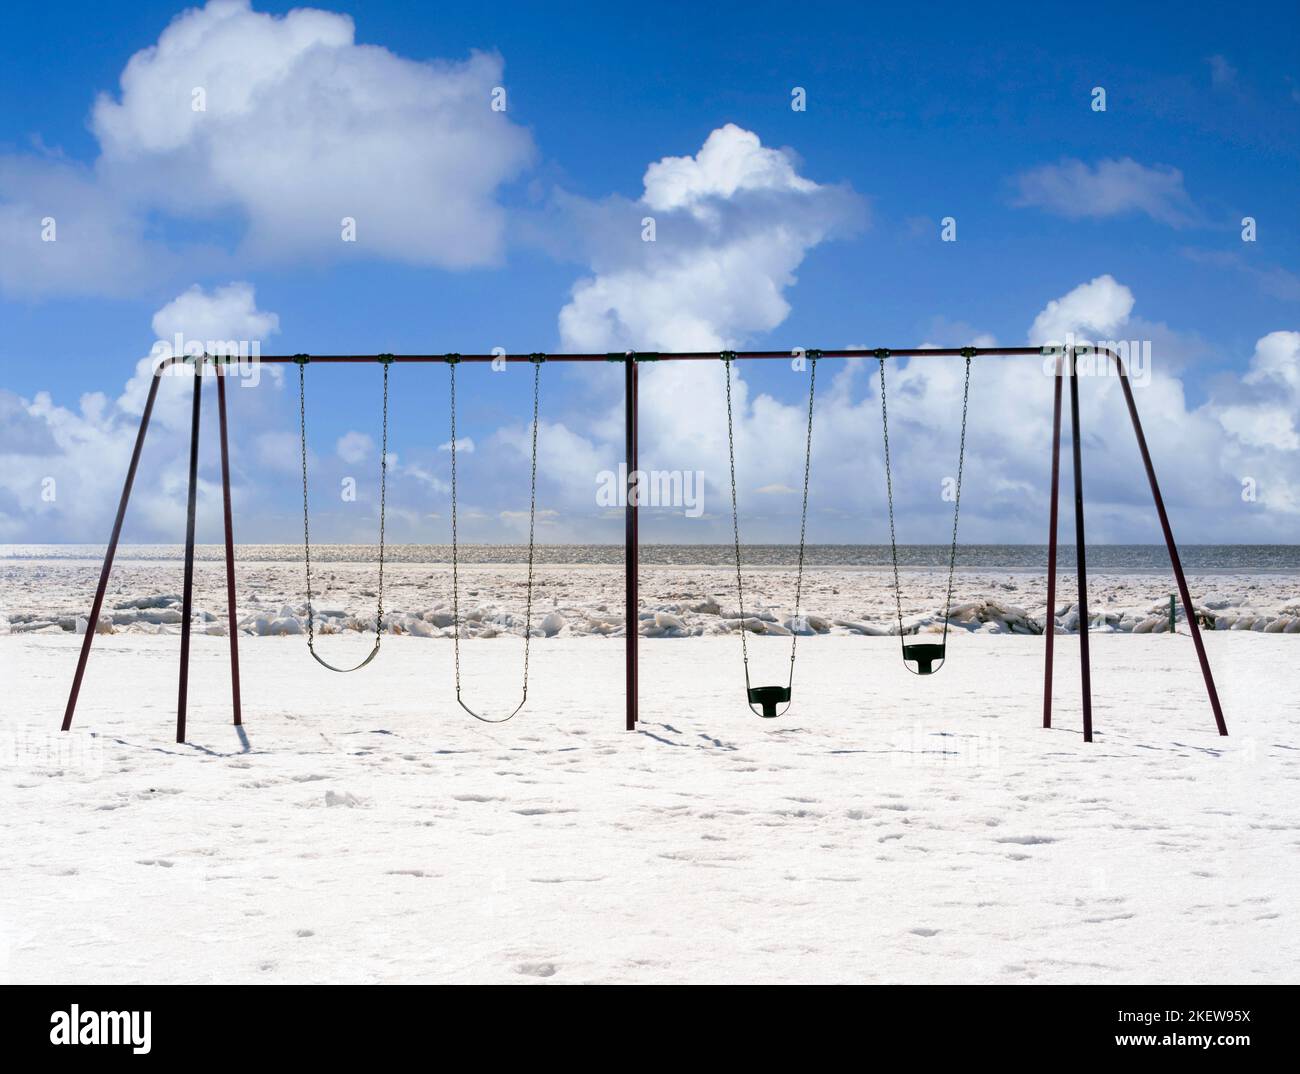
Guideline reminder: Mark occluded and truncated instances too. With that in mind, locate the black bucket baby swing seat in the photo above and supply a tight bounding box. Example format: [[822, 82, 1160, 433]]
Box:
[[295, 354, 392, 672], [447, 354, 544, 724], [722, 350, 818, 718], [877, 348, 973, 675]]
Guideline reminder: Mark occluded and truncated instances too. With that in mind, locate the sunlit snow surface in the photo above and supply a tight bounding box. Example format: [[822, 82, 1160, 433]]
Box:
[[2, 627, 1295, 984]]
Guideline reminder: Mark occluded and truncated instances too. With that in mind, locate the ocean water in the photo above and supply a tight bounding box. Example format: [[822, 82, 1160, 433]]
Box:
[[3, 544, 1300, 573]]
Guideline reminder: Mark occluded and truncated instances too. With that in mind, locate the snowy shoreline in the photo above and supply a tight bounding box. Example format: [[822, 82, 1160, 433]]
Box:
[[3, 559, 1298, 639], [2, 632, 1294, 983]]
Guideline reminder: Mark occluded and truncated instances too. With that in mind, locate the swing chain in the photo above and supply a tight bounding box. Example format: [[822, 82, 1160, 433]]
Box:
[[297, 359, 388, 667], [522, 359, 541, 691], [722, 355, 750, 677], [878, 353, 971, 644], [942, 355, 972, 644], [790, 354, 817, 673], [450, 360, 462, 693], [723, 352, 817, 691], [878, 356, 905, 639], [450, 359, 541, 721], [376, 360, 390, 634], [298, 362, 316, 648]]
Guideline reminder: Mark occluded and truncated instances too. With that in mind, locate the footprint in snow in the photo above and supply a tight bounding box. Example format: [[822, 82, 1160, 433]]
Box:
[[511, 806, 577, 816], [517, 962, 557, 978]]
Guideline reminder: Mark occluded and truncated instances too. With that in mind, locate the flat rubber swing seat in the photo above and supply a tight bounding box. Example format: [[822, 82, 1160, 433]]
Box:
[[748, 686, 791, 719], [902, 642, 946, 675]]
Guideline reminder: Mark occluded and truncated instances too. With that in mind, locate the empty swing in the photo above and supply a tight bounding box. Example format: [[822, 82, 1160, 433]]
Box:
[[877, 348, 972, 675], [722, 350, 818, 718], [447, 354, 544, 724], [295, 354, 392, 672]]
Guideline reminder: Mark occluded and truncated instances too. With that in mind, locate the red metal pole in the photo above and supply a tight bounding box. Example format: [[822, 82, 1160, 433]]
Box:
[[216, 365, 243, 726], [62, 367, 165, 731], [1043, 354, 1063, 729], [176, 360, 204, 743], [625, 356, 639, 730], [1112, 360, 1228, 735], [241, 348, 1065, 364], [1068, 350, 1094, 742]]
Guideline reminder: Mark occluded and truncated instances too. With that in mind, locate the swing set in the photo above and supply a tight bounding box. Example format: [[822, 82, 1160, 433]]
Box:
[[292, 353, 546, 724], [59, 346, 1228, 744]]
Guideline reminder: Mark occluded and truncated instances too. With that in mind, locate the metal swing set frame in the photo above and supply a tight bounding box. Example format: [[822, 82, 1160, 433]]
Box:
[[60, 345, 1228, 744]]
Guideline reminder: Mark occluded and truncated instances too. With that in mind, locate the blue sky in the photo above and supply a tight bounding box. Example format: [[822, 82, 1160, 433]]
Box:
[[2, 0, 1298, 545]]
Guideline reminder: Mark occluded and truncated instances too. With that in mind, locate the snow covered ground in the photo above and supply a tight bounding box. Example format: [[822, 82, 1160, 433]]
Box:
[[2, 627, 1296, 984]]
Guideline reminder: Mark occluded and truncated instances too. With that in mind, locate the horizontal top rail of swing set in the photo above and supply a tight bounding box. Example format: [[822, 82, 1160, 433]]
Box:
[[159, 345, 1123, 368]]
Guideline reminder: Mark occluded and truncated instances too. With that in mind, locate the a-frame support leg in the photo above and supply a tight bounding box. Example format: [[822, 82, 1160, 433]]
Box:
[[624, 355, 639, 731], [216, 364, 243, 727], [1112, 357, 1228, 735], [176, 360, 204, 743], [1043, 353, 1063, 729], [1068, 349, 1095, 742], [62, 367, 165, 731]]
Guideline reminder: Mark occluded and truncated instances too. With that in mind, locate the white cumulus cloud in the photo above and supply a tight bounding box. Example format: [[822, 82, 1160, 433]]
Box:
[[0, 156, 163, 299], [337, 432, 375, 465], [1217, 331, 1300, 452], [1029, 274, 1136, 345], [92, 0, 533, 267], [0, 283, 283, 542], [151, 281, 280, 347], [557, 124, 865, 353], [1012, 158, 1198, 228], [517, 273, 1300, 545], [0, 0, 535, 298]]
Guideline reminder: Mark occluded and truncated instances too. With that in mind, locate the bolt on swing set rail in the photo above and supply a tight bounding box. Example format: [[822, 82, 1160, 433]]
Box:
[[60, 345, 1227, 745]]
